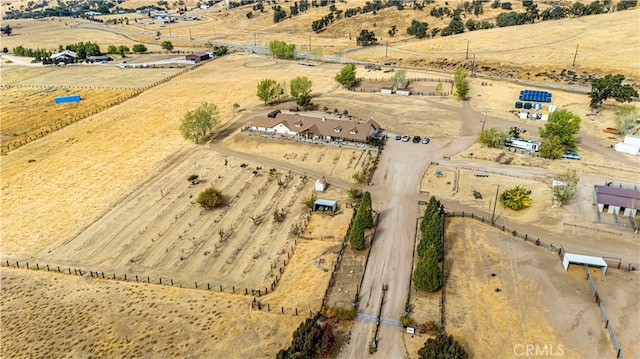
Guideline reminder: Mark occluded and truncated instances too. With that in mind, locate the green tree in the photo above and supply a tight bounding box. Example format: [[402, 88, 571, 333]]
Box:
[[418, 328, 468, 359], [553, 169, 579, 206], [107, 45, 119, 54], [417, 212, 442, 260], [290, 76, 313, 106], [478, 128, 509, 148], [349, 212, 366, 250], [589, 74, 639, 109], [132, 44, 147, 53], [360, 191, 374, 228], [407, 19, 429, 38], [413, 245, 443, 292], [421, 196, 441, 233], [614, 106, 639, 135], [269, 39, 296, 59], [180, 102, 219, 143], [257, 78, 279, 104], [453, 67, 468, 100], [335, 63, 357, 88], [538, 135, 565, 159], [539, 109, 581, 149], [161, 40, 173, 52], [356, 29, 377, 46], [276, 315, 333, 359], [118, 45, 129, 57], [391, 69, 408, 90], [197, 186, 224, 209], [500, 185, 532, 210]]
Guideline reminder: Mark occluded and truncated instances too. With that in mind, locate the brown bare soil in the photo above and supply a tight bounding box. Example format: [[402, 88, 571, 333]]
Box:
[[405, 218, 639, 358]]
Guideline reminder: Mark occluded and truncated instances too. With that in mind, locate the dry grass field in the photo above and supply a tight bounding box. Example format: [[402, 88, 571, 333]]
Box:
[[0, 236, 337, 359], [1, 86, 137, 150], [1, 2, 639, 357], [404, 218, 640, 358]]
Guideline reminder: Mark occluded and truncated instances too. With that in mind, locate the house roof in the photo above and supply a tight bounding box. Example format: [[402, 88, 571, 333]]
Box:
[[594, 185, 640, 209], [189, 52, 209, 57], [251, 112, 380, 142], [51, 50, 77, 59]]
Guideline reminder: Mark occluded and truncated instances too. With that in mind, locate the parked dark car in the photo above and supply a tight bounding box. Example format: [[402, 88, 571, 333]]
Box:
[[412, 135, 421, 143]]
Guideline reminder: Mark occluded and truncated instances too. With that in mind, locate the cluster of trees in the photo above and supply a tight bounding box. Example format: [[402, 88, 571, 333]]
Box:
[[12, 45, 51, 60], [334, 63, 357, 88], [356, 29, 377, 46], [272, 5, 287, 22], [269, 40, 296, 59], [276, 314, 334, 359], [465, 18, 494, 31], [407, 19, 429, 38], [453, 67, 468, 100], [417, 327, 468, 359], [349, 191, 373, 250], [311, 11, 336, 32], [588, 74, 638, 110], [180, 101, 219, 144], [413, 197, 444, 292], [538, 109, 581, 159], [3, 0, 116, 19], [256, 76, 312, 106], [1, 25, 11, 35], [500, 185, 532, 210], [478, 128, 509, 148], [65, 41, 101, 58]]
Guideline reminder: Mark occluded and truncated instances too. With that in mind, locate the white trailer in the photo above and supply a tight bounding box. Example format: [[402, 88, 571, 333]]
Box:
[[613, 142, 640, 156], [507, 137, 539, 152]]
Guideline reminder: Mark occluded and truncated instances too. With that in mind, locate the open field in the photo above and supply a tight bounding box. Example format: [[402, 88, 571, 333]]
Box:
[[405, 218, 640, 358], [1, 4, 639, 357], [1, 86, 137, 150], [0, 236, 337, 359]]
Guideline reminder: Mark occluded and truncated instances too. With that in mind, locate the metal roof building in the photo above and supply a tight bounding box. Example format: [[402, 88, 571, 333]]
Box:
[[593, 184, 640, 229]]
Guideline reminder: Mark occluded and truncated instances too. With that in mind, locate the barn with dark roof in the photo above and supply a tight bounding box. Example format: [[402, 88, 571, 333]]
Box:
[[593, 184, 640, 229]]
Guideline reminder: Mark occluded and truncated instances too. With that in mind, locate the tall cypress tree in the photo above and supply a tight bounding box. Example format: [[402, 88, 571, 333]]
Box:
[[413, 245, 443, 292], [349, 211, 366, 250], [361, 191, 374, 228]]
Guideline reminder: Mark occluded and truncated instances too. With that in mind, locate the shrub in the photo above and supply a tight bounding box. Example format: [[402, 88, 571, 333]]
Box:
[[197, 186, 224, 209], [418, 328, 468, 359], [302, 193, 317, 209], [187, 174, 199, 184], [499, 185, 532, 210]]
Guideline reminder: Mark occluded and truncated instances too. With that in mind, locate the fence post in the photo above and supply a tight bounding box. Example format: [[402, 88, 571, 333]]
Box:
[[147, 276, 150, 283], [36, 263, 39, 270], [295, 308, 298, 316], [246, 288, 248, 295], [124, 274, 127, 281], [159, 278, 162, 284], [195, 281, 197, 288], [26, 263, 29, 269], [46, 265, 49, 271], [136, 275, 138, 282], [233, 286, 235, 293], [220, 285, 223, 292], [282, 306, 284, 314], [113, 273, 116, 279]]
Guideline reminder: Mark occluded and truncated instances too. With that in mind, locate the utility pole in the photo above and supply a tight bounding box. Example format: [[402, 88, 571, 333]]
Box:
[[471, 54, 476, 77], [491, 185, 500, 225], [385, 42, 388, 58], [465, 40, 469, 60], [481, 108, 489, 132], [572, 44, 579, 67]]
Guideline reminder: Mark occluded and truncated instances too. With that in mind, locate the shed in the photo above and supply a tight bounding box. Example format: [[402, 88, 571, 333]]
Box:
[[55, 94, 81, 104], [396, 88, 410, 96], [315, 179, 326, 192], [381, 87, 392, 95], [186, 52, 210, 63], [289, 106, 299, 112], [314, 199, 337, 212], [562, 253, 608, 276]]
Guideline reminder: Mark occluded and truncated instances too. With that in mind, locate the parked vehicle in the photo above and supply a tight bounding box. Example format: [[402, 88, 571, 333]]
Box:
[[422, 137, 430, 144], [603, 127, 621, 134], [401, 135, 410, 142], [506, 137, 539, 152], [412, 135, 421, 143], [562, 151, 581, 160], [395, 134, 402, 140]]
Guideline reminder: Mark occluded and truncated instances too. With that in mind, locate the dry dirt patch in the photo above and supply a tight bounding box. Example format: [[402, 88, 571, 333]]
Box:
[[405, 218, 630, 358]]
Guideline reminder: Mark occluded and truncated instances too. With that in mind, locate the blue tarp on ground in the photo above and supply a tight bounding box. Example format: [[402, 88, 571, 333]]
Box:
[[55, 94, 81, 104]]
